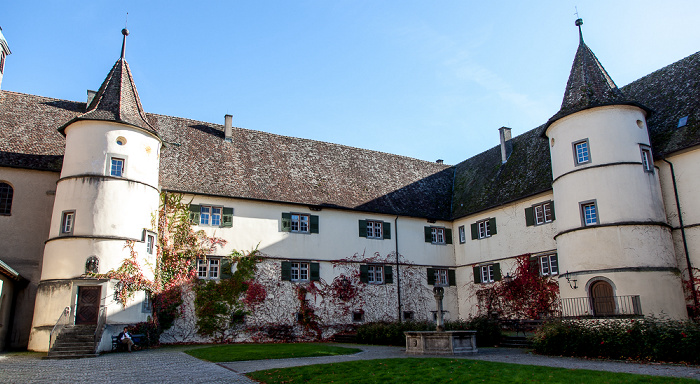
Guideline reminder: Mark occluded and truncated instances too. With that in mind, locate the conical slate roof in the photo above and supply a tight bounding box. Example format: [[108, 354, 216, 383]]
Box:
[[58, 31, 157, 137], [546, 22, 648, 128]]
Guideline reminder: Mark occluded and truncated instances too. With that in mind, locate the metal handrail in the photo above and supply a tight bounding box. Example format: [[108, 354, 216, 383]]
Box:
[[560, 295, 642, 318], [93, 305, 107, 351], [48, 307, 71, 352]]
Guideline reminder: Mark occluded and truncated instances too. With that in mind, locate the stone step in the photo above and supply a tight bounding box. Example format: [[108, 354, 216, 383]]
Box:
[[331, 333, 357, 343], [500, 336, 533, 348], [45, 352, 99, 360]]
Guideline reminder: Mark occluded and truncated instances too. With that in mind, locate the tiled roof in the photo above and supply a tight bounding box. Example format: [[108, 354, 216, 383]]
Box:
[[0, 91, 75, 171], [546, 36, 646, 128], [154, 113, 454, 219], [451, 125, 552, 219], [0, 90, 453, 218], [1, 49, 698, 220], [621, 51, 700, 157], [58, 58, 157, 136]]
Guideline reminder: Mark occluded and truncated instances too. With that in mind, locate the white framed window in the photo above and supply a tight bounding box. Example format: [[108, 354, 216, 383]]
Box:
[[539, 254, 558, 276], [291, 214, 310, 233], [477, 220, 490, 239], [60, 210, 75, 235], [367, 265, 384, 284], [197, 258, 220, 279], [211, 207, 222, 226], [580, 200, 599, 226], [366, 220, 383, 239], [458, 225, 466, 244], [431, 227, 445, 244], [110, 157, 125, 177], [640, 145, 653, 173], [535, 202, 553, 225], [573, 139, 591, 165], [200, 206, 210, 225], [291, 262, 309, 282], [146, 234, 155, 254], [435, 268, 449, 286], [480, 265, 495, 283]]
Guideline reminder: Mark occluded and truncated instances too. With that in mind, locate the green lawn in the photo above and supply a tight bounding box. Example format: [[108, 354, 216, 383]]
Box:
[[184, 343, 361, 362], [246, 358, 695, 384]]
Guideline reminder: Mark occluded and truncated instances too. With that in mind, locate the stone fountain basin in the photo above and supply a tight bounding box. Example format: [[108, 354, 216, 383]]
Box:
[[404, 330, 478, 355]]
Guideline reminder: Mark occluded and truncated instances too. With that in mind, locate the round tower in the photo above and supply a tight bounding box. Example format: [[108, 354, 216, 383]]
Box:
[[28, 29, 162, 352], [545, 20, 686, 319]]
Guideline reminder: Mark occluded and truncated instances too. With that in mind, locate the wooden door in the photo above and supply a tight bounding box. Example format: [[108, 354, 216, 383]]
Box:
[[590, 281, 615, 316], [75, 286, 101, 324]]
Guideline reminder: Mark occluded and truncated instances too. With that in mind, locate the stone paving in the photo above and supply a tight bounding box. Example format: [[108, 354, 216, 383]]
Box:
[[2, 345, 700, 383], [0, 348, 255, 384]]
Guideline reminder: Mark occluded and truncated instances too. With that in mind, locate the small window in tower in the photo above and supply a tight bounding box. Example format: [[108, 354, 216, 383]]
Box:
[[640, 145, 654, 173], [573, 139, 591, 165], [0, 52, 5, 74], [678, 116, 688, 128], [60, 210, 75, 235], [110, 158, 124, 176]]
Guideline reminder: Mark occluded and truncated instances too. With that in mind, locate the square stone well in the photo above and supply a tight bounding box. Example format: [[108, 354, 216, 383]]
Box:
[[404, 330, 478, 355]]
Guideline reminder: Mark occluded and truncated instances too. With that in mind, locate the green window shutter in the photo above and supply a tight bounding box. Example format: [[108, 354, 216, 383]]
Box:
[[281, 213, 292, 232], [445, 229, 453, 244], [448, 269, 456, 286], [310, 215, 319, 234], [550, 201, 556, 221], [529, 257, 539, 274], [473, 266, 481, 284], [489, 217, 497, 235], [470, 223, 478, 240], [310, 262, 320, 281], [427, 268, 436, 285], [424, 227, 432, 243], [221, 207, 234, 228], [494, 263, 502, 281], [358, 220, 367, 237], [384, 266, 393, 284], [281, 261, 292, 281], [383, 221, 391, 240], [189, 204, 200, 225], [525, 207, 535, 226], [220, 258, 232, 280], [359, 265, 369, 283]]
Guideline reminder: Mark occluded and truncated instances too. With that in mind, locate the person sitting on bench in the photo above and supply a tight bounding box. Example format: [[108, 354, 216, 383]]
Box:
[[117, 327, 135, 352]]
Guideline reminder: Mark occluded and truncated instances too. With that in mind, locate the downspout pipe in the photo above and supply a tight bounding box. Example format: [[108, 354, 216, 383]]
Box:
[[395, 216, 402, 322], [662, 158, 698, 310]]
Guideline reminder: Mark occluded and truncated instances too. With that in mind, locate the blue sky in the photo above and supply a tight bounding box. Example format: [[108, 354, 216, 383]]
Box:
[[3, 1, 699, 164]]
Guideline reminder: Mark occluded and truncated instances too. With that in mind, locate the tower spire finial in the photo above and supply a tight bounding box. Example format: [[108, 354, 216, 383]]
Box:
[[121, 13, 129, 59], [574, 7, 584, 43]]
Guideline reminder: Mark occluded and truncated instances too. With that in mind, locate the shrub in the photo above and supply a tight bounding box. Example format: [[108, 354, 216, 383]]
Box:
[[128, 321, 161, 347], [355, 316, 501, 347], [532, 317, 700, 364]]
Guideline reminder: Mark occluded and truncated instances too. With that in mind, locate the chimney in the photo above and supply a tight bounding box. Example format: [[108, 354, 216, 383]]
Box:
[[499, 127, 513, 163], [436, 159, 444, 164], [224, 114, 233, 142], [86, 90, 97, 108]]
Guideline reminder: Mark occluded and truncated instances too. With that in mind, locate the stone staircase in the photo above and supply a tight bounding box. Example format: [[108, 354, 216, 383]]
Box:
[[46, 324, 99, 359], [499, 335, 533, 348]]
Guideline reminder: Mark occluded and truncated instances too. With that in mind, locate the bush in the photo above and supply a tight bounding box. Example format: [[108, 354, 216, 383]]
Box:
[[532, 317, 700, 364], [128, 321, 161, 347], [355, 316, 501, 347]]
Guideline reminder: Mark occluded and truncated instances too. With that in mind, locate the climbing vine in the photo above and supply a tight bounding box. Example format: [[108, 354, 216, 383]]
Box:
[[473, 254, 560, 319], [193, 248, 262, 339]]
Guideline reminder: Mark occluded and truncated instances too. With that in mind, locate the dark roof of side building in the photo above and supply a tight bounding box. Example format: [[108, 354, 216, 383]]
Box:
[[621, 51, 700, 157]]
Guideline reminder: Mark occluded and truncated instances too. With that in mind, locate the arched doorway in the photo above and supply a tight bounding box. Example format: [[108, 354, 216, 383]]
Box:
[[590, 280, 615, 316]]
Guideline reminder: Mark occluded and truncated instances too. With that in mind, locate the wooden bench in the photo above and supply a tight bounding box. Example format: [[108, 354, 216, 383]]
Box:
[[500, 319, 543, 337], [111, 334, 146, 351]]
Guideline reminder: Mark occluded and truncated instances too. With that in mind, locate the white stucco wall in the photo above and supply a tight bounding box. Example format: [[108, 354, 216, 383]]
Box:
[[186, 195, 455, 268]]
